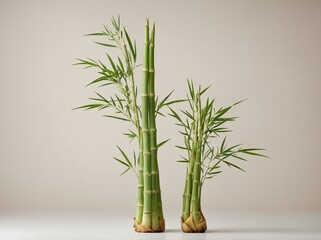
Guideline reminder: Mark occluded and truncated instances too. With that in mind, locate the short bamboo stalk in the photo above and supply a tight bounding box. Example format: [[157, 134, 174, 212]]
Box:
[[135, 132, 144, 223]]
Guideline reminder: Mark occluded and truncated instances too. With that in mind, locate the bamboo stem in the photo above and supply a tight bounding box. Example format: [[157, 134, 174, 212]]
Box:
[[148, 24, 162, 229], [191, 90, 202, 224], [135, 133, 144, 223], [141, 19, 152, 227]]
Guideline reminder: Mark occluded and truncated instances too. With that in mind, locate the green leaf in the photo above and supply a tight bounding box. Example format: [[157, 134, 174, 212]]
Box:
[[133, 150, 137, 169], [168, 107, 183, 124], [187, 79, 195, 100], [103, 115, 130, 122], [113, 157, 130, 168], [120, 167, 130, 176], [157, 90, 174, 110], [111, 15, 120, 31], [73, 104, 103, 111], [106, 54, 117, 72], [95, 92, 108, 103], [181, 109, 193, 119], [157, 139, 171, 148], [123, 129, 138, 141], [175, 145, 188, 150], [223, 161, 245, 172], [117, 146, 133, 168], [74, 58, 98, 68], [124, 28, 136, 62], [84, 32, 107, 36], [200, 85, 211, 96], [177, 160, 189, 163], [240, 148, 268, 157], [208, 171, 222, 175], [220, 136, 227, 153], [94, 41, 116, 48]]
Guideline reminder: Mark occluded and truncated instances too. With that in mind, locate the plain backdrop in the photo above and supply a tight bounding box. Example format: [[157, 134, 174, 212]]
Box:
[[0, 0, 320, 217]]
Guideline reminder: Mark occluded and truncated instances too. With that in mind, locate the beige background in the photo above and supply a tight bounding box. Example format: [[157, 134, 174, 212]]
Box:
[[0, 0, 320, 216]]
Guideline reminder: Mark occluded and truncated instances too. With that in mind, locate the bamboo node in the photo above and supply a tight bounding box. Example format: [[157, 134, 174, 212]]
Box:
[[142, 68, 149, 72], [143, 211, 153, 215]]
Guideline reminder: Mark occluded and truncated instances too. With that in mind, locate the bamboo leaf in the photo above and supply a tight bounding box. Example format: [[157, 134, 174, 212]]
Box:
[[177, 160, 189, 163], [120, 167, 130, 176], [124, 28, 136, 62], [220, 136, 227, 153], [239, 148, 268, 157], [175, 145, 188, 150], [157, 90, 174, 110], [103, 115, 130, 122], [113, 157, 130, 168], [157, 139, 171, 148], [223, 161, 245, 172], [95, 92, 108, 103], [94, 41, 116, 48], [187, 79, 195, 100], [106, 54, 117, 72], [200, 85, 211, 96], [117, 146, 133, 168], [73, 104, 103, 111], [84, 32, 107, 36]]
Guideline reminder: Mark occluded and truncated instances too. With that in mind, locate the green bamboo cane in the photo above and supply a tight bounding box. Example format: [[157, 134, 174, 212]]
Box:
[[135, 135, 144, 223], [141, 19, 152, 227], [191, 90, 202, 224], [148, 23, 162, 229], [182, 118, 197, 221]]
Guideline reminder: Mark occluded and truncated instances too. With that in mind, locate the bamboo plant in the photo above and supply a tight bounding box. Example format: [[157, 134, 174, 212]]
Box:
[[169, 80, 267, 233], [74, 17, 177, 232]]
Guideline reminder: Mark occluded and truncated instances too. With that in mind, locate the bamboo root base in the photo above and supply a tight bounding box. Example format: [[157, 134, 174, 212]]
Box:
[[181, 213, 207, 233], [134, 218, 165, 232]]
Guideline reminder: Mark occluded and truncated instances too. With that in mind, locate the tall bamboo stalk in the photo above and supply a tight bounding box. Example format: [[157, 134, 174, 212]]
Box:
[[141, 19, 152, 228], [76, 16, 168, 233], [148, 24, 161, 230]]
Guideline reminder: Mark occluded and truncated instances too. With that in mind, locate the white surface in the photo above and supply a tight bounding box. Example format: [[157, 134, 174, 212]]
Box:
[[0, 212, 320, 240]]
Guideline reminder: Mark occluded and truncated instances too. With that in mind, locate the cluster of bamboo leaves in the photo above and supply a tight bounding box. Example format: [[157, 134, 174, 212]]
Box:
[[169, 80, 266, 185], [74, 16, 177, 176]]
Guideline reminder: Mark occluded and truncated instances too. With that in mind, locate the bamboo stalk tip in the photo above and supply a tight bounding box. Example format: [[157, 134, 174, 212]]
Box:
[[146, 18, 149, 26]]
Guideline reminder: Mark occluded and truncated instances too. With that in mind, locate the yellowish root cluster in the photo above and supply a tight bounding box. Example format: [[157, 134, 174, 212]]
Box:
[[134, 218, 165, 233], [181, 213, 207, 233]]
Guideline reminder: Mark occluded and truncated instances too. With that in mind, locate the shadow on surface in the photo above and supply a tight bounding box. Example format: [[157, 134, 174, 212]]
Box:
[[164, 229, 181, 233]]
